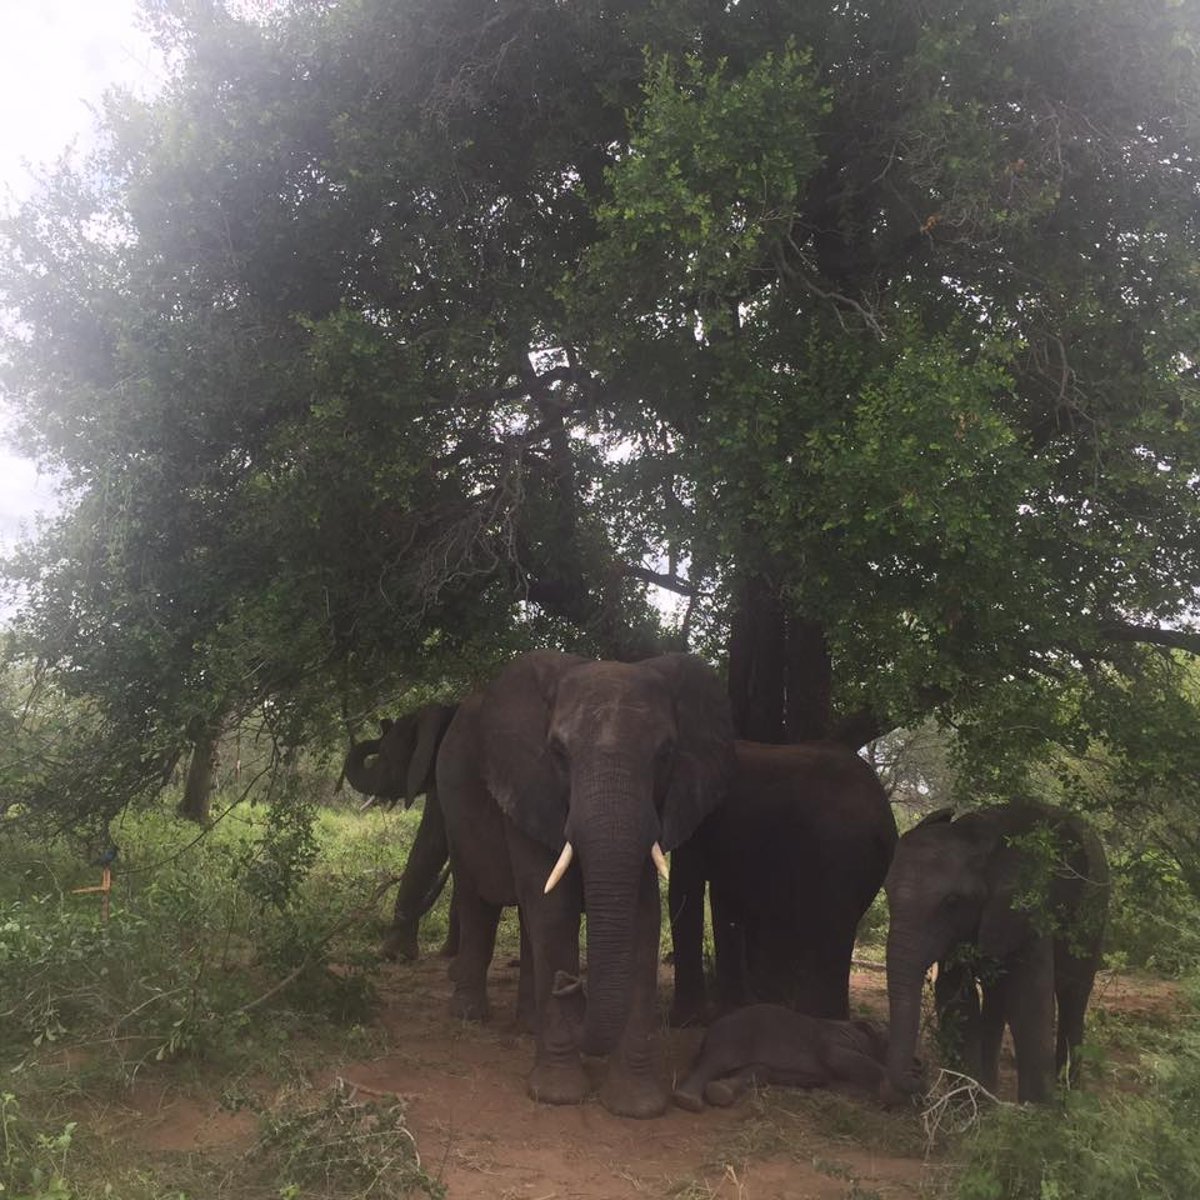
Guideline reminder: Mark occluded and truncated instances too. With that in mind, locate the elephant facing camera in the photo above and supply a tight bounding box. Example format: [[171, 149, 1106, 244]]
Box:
[[438, 650, 735, 1119]]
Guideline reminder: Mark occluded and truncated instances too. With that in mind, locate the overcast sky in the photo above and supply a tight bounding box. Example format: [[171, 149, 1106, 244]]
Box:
[[0, 0, 165, 546]]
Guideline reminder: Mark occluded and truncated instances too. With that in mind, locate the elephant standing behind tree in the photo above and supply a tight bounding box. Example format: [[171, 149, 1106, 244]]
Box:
[[437, 650, 734, 1118], [342, 703, 458, 961], [883, 803, 1110, 1105], [669, 741, 898, 1024]]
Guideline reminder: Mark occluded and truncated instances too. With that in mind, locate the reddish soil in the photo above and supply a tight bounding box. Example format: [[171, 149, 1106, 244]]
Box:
[[334, 955, 930, 1200], [105, 954, 1189, 1199]]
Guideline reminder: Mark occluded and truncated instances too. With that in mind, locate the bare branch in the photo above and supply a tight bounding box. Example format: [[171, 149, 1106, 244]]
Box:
[[622, 565, 695, 596]]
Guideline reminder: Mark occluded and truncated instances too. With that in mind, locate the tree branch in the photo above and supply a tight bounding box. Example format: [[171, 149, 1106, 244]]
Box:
[[1098, 621, 1200, 655], [622, 565, 694, 595]]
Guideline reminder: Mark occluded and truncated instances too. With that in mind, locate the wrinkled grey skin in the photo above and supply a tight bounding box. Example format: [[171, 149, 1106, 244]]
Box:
[[437, 651, 734, 1119], [342, 704, 459, 961], [883, 803, 1110, 1105], [669, 741, 897, 1025], [672, 1004, 893, 1111]]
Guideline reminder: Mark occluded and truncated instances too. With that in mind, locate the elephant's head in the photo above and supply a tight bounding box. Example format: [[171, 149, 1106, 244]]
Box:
[[481, 650, 734, 1053], [343, 703, 457, 808], [882, 808, 1028, 1099]]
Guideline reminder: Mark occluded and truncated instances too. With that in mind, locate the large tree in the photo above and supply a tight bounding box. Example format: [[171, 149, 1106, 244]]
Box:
[[2, 0, 1199, 820]]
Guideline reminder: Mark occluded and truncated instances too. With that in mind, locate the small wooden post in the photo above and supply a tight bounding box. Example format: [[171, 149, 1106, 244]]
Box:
[[71, 867, 113, 923]]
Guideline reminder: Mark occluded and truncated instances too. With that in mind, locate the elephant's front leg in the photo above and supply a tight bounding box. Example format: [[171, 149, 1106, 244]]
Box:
[[511, 846, 586, 1106], [668, 838, 708, 1026], [599, 863, 668, 1119], [382, 791, 451, 962], [1006, 939, 1057, 1103], [935, 959, 982, 1081]]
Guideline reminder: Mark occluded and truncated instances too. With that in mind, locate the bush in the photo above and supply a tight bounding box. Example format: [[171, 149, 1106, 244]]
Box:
[[953, 1036, 1200, 1199], [1105, 850, 1200, 977], [0, 797, 429, 1074], [0, 1092, 78, 1200], [254, 1080, 445, 1199]]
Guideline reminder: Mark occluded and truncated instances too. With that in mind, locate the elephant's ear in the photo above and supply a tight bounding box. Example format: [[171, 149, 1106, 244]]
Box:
[[643, 653, 735, 851], [482, 651, 588, 848], [405, 703, 456, 804], [977, 841, 1037, 960]]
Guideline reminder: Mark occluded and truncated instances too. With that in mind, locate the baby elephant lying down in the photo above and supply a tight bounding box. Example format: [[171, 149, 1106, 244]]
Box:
[[673, 1005, 891, 1111]]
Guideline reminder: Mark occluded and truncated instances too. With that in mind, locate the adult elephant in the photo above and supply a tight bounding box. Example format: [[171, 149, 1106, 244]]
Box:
[[437, 650, 734, 1118], [883, 803, 1110, 1105], [342, 703, 459, 962], [669, 741, 897, 1025]]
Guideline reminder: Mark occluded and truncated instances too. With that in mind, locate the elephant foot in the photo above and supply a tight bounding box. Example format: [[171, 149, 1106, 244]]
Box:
[[703, 1079, 738, 1107], [671, 1086, 705, 1113], [877, 1077, 919, 1109], [528, 1058, 587, 1106], [449, 989, 489, 1022], [381, 928, 419, 963], [600, 1068, 667, 1119]]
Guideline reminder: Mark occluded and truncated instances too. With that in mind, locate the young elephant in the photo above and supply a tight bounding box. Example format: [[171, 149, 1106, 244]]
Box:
[[673, 1005, 891, 1111], [884, 803, 1110, 1105]]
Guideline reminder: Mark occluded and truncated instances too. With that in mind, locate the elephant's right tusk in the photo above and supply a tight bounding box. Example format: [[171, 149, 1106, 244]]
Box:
[[651, 842, 669, 881], [543, 841, 575, 894]]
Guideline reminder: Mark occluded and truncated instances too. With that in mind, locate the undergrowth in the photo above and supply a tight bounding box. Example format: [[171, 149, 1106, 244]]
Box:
[[949, 1029, 1200, 1199], [0, 798, 442, 1076]]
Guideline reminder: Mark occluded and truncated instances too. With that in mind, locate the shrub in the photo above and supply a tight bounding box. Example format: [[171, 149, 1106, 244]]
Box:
[[953, 1036, 1200, 1199]]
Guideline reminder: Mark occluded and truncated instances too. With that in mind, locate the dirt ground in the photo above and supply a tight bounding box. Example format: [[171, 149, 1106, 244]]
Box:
[[104, 954, 1188, 1200]]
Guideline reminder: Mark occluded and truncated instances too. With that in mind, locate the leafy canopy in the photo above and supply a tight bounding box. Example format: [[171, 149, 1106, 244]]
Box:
[[1, 0, 1199, 822]]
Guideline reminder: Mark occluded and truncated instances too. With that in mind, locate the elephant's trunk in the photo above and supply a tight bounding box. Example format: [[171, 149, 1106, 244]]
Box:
[[343, 738, 388, 799], [883, 927, 930, 1100], [571, 764, 658, 1056]]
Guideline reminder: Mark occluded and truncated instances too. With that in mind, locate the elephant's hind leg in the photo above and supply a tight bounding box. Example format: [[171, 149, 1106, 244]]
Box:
[[673, 1033, 740, 1111]]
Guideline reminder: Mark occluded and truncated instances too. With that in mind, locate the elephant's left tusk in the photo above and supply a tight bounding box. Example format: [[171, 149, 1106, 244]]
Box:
[[544, 841, 575, 894], [651, 842, 669, 881]]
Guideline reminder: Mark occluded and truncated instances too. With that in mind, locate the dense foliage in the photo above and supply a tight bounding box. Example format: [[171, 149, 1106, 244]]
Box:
[[1, 0, 1199, 824]]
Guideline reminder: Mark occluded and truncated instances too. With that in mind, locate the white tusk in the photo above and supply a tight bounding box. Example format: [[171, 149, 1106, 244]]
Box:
[[543, 841, 575, 894], [651, 842, 669, 881]]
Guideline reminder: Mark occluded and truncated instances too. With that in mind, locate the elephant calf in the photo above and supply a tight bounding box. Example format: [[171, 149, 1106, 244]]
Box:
[[672, 1005, 892, 1111], [883, 802, 1110, 1105]]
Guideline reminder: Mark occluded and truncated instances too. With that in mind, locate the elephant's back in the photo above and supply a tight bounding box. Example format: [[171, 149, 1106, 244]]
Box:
[[731, 741, 896, 840]]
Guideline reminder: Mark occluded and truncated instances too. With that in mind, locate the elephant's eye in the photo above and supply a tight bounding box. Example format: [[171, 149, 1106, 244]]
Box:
[[655, 738, 676, 762], [547, 734, 568, 764]]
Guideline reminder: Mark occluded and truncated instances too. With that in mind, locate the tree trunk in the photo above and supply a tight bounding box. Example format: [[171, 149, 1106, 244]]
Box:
[[785, 616, 833, 742], [179, 725, 220, 823], [727, 574, 835, 744], [727, 572, 786, 742]]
